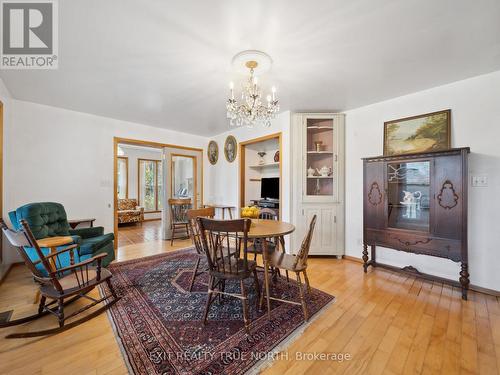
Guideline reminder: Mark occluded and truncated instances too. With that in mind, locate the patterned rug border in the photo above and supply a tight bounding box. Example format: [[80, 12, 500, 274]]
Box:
[[101, 246, 336, 375]]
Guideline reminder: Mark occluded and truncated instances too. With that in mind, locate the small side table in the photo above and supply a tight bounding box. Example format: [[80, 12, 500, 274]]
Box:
[[68, 218, 96, 229], [204, 205, 235, 219]]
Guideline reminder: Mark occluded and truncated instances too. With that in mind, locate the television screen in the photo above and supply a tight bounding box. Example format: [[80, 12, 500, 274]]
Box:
[[261, 177, 279, 200]]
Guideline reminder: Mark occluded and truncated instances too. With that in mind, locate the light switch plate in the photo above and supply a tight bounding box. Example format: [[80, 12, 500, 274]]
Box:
[[471, 175, 488, 187]]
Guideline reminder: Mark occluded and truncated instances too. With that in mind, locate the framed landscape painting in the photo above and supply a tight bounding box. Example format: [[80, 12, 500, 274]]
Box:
[[383, 109, 451, 156]]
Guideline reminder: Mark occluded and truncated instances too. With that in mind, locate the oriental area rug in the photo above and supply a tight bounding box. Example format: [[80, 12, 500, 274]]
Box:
[[101, 248, 335, 375]]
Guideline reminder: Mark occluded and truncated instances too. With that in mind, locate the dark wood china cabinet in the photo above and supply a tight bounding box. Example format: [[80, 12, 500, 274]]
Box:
[[362, 147, 470, 299]]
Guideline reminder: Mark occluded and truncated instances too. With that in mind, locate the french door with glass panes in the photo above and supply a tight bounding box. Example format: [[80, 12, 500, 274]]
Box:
[[161, 147, 203, 240]]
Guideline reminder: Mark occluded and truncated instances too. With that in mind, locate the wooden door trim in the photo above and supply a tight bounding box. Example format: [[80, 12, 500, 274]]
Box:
[[239, 132, 282, 219]]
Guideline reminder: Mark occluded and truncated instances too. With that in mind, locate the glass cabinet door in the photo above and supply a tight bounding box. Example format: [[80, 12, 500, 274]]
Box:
[[305, 118, 335, 198], [387, 161, 431, 232]]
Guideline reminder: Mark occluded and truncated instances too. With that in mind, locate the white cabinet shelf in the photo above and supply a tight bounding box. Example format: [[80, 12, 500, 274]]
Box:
[[249, 162, 280, 169], [292, 113, 345, 257]]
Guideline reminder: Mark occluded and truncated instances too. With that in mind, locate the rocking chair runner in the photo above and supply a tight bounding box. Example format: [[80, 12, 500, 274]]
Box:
[[0, 219, 120, 339]]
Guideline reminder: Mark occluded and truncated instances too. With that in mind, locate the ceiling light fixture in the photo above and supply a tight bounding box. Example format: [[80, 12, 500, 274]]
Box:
[[226, 50, 279, 128]]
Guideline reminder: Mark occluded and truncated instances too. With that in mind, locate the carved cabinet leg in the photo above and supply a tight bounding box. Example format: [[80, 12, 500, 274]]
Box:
[[362, 244, 369, 273], [459, 262, 470, 300]]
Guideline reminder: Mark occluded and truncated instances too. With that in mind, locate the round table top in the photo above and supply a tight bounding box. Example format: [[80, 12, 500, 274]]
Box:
[[37, 236, 74, 248], [237, 219, 295, 239]]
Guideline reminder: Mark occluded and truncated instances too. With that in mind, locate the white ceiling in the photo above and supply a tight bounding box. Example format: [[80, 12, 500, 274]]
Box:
[[1, 0, 500, 136]]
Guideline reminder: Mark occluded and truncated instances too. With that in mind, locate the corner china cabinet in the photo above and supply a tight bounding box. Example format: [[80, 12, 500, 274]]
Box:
[[291, 113, 345, 256], [362, 148, 470, 299]]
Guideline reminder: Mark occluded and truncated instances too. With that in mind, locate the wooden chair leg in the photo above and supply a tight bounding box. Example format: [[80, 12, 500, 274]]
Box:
[[285, 270, 290, 283], [105, 278, 118, 299], [303, 269, 311, 294], [252, 269, 261, 309], [203, 276, 215, 325], [33, 290, 41, 305], [218, 280, 225, 304], [38, 296, 46, 315], [188, 257, 200, 292], [171, 225, 176, 246], [296, 272, 308, 321], [240, 280, 250, 334], [57, 298, 65, 328]]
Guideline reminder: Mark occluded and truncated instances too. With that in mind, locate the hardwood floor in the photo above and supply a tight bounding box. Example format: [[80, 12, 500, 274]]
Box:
[[0, 240, 499, 375], [117, 220, 162, 247]]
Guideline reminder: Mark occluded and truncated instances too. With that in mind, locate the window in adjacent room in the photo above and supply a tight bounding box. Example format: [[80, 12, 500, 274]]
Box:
[[117, 156, 128, 199], [138, 159, 161, 212]]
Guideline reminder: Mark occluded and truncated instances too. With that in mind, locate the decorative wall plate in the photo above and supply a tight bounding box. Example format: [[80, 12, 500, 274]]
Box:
[[274, 150, 280, 162], [224, 135, 237, 163], [207, 140, 218, 165]]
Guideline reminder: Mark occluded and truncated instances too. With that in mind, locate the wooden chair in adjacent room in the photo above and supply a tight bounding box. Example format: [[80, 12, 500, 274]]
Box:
[[197, 217, 261, 333], [186, 206, 215, 292], [0, 219, 119, 339], [168, 198, 192, 245], [266, 215, 317, 321], [247, 208, 279, 261]]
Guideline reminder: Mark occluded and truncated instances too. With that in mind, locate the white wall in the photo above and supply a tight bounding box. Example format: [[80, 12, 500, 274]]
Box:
[[3, 99, 208, 263], [119, 145, 163, 220], [205, 111, 291, 223], [345, 70, 500, 291]]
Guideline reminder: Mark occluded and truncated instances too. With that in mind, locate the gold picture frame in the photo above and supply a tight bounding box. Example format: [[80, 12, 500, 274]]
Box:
[[224, 135, 237, 163], [207, 140, 218, 165], [383, 109, 451, 156]]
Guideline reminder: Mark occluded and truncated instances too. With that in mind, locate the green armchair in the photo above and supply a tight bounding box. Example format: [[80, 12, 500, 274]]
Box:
[[8, 202, 115, 273]]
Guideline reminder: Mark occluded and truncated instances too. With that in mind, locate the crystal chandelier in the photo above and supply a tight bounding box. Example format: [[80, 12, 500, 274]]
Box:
[[227, 60, 279, 127]]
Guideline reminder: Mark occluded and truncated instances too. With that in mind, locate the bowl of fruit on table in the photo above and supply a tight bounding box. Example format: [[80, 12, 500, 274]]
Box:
[[241, 206, 260, 221]]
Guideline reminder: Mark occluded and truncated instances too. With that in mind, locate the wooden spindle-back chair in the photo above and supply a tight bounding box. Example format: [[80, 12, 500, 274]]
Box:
[[0, 218, 119, 338], [197, 217, 260, 333], [248, 208, 279, 259], [267, 215, 317, 320], [186, 206, 215, 291], [258, 208, 278, 220], [169, 198, 192, 245]]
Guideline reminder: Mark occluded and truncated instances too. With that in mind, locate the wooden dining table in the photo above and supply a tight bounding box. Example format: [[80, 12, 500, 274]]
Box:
[[235, 219, 295, 319]]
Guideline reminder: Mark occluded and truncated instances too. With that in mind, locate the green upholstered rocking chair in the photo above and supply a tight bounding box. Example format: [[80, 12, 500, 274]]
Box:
[[8, 202, 115, 275]]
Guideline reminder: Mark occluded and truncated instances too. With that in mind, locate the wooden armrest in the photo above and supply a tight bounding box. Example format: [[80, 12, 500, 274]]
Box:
[[33, 244, 79, 265], [54, 253, 106, 274]]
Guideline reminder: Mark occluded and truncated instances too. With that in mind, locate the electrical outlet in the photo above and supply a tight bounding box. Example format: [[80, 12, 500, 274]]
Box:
[[471, 175, 488, 187]]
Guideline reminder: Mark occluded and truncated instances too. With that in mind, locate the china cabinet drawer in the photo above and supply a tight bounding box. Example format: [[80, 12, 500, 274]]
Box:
[[366, 229, 461, 261]]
